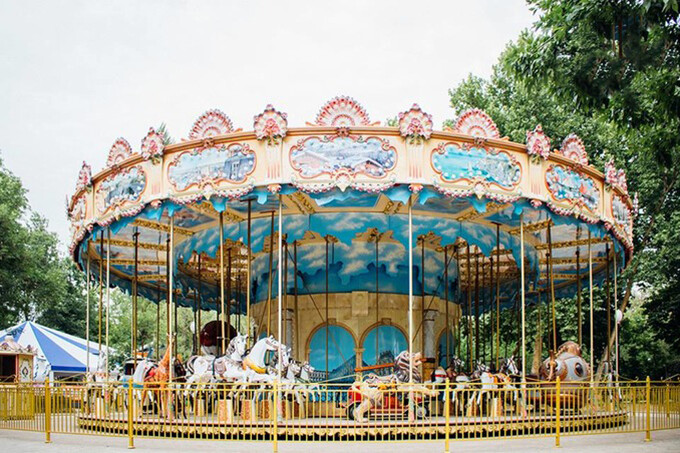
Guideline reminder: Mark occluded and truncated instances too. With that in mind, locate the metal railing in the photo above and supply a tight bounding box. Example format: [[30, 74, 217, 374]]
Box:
[[0, 378, 678, 449]]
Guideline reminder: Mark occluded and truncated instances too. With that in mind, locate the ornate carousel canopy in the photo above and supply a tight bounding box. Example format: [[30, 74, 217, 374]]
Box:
[[67, 97, 635, 314]]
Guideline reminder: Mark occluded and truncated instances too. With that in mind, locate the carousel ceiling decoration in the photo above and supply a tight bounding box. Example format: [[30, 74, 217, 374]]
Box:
[[67, 96, 635, 311]]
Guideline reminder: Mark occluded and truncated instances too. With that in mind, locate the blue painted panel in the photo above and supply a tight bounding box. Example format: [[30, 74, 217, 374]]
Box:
[[432, 145, 520, 188]]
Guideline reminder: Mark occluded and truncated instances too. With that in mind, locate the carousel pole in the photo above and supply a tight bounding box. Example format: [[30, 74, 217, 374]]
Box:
[[133, 228, 139, 369], [495, 224, 500, 370], [267, 211, 275, 337], [576, 246, 582, 346], [606, 242, 611, 368], [421, 236, 425, 354], [197, 254, 202, 354], [588, 230, 594, 384], [98, 234, 104, 356], [156, 286, 160, 361], [283, 240, 288, 347], [408, 197, 413, 384], [105, 228, 111, 380], [227, 247, 232, 342], [520, 214, 526, 382], [85, 251, 91, 377], [219, 211, 226, 355], [277, 195, 283, 381], [474, 252, 480, 365], [325, 236, 330, 379], [444, 245, 450, 367], [166, 236, 170, 346], [547, 221, 557, 352], [375, 231, 380, 363], [246, 199, 253, 347], [466, 244, 472, 373], [169, 215, 175, 384], [613, 248, 619, 379], [293, 241, 300, 358], [456, 245, 462, 361]]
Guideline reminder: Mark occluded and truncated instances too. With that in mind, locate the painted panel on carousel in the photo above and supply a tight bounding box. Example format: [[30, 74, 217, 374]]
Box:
[[96, 166, 146, 214], [612, 194, 632, 237], [545, 164, 600, 211], [290, 136, 396, 179], [168, 144, 255, 191], [431, 143, 521, 189]]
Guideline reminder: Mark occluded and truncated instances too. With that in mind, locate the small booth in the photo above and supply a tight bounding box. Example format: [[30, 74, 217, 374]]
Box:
[[0, 336, 35, 420]]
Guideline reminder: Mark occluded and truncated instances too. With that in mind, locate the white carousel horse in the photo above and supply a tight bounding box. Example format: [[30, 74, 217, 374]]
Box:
[[186, 333, 249, 384], [241, 335, 284, 383]]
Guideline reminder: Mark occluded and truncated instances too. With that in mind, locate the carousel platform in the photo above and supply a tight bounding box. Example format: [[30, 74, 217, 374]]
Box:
[[77, 410, 629, 440]]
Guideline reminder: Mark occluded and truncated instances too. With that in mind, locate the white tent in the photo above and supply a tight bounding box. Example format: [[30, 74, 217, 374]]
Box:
[[0, 321, 107, 380]]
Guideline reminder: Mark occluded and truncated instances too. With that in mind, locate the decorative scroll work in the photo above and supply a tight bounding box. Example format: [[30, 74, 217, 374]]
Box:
[[168, 144, 256, 191], [314, 96, 374, 127], [558, 134, 589, 166], [612, 194, 633, 237], [290, 136, 396, 179], [75, 161, 92, 193], [453, 109, 500, 139], [141, 127, 164, 162], [189, 109, 234, 140], [96, 166, 146, 214], [431, 143, 521, 189], [545, 164, 600, 212], [68, 195, 87, 238], [106, 138, 133, 167]]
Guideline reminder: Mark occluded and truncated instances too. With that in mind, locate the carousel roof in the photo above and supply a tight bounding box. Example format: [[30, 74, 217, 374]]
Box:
[[66, 97, 635, 313]]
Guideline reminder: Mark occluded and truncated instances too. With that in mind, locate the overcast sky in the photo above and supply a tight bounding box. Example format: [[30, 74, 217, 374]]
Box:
[[0, 0, 535, 250]]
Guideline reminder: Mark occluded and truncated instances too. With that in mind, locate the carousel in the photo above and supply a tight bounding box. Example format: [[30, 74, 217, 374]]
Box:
[[67, 96, 635, 438]]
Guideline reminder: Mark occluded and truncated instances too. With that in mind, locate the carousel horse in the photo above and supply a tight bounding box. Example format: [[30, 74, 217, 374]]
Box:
[[186, 333, 249, 384], [241, 335, 285, 383]]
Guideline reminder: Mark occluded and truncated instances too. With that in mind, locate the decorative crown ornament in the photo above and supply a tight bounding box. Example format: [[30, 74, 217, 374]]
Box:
[[398, 104, 433, 143], [313, 96, 376, 127], [526, 125, 551, 162], [558, 134, 589, 166], [189, 109, 235, 140], [453, 108, 500, 139], [106, 138, 133, 167], [75, 161, 92, 193], [141, 127, 164, 163], [254, 104, 288, 144]]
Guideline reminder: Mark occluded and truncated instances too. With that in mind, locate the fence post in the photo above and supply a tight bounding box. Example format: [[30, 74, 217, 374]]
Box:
[[645, 376, 651, 442], [272, 381, 278, 453], [127, 382, 135, 449], [44, 378, 51, 443], [555, 377, 561, 448], [444, 379, 450, 453], [666, 383, 670, 421]]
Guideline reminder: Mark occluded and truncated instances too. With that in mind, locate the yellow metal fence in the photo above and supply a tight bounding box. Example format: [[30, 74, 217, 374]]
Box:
[[0, 379, 678, 448]]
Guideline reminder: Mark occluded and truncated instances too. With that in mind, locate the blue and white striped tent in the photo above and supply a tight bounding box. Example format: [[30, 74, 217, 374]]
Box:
[[0, 321, 105, 379]]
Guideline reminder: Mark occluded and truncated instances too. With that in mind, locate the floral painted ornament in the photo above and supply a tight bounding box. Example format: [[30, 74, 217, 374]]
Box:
[[558, 134, 589, 166], [254, 104, 288, 144], [398, 103, 433, 143], [188, 109, 234, 140], [75, 161, 92, 193], [526, 124, 551, 162], [106, 137, 133, 167], [313, 96, 376, 127], [141, 127, 164, 163], [453, 108, 500, 139]]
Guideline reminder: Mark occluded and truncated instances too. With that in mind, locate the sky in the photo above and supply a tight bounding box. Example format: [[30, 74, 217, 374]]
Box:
[[0, 0, 535, 250]]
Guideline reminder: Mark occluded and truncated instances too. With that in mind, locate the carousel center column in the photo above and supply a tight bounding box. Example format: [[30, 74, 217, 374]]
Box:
[[422, 308, 438, 379]]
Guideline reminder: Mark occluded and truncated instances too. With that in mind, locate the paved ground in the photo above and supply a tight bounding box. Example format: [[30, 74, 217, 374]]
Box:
[[1, 429, 679, 452]]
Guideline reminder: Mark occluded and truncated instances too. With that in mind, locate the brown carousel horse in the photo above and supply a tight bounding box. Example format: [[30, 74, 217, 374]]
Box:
[[141, 340, 186, 418]]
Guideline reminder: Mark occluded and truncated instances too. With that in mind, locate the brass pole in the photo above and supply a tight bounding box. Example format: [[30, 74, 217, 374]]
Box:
[[520, 214, 526, 381], [613, 247, 619, 379], [495, 224, 500, 370], [444, 245, 449, 367], [246, 199, 253, 347], [456, 245, 462, 361], [155, 286, 160, 361], [421, 236, 425, 354], [576, 247, 582, 346], [85, 251, 91, 377], [293, 241, 300, 358], [283, 240, 288, 347], [169, 215, 175, 385], [474, 252, 480, 364], [227, 247, 232, 342], [466, 244, 472, 373], [375, 231, 380, 363], [166, 236, 170, 343], [98, 234, 103, 356], [408, 198, 413, 383], [588, 230, 594, 384], [219, 211, 226, 355], [133, 229, 139, 369], [325, 236, 329, 379], [547, 221, 557, 352], [105, 228, 111, 380], [267, 211, 275, 336], [277, 195, 283, 381], [606, 242, 611, 367]]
